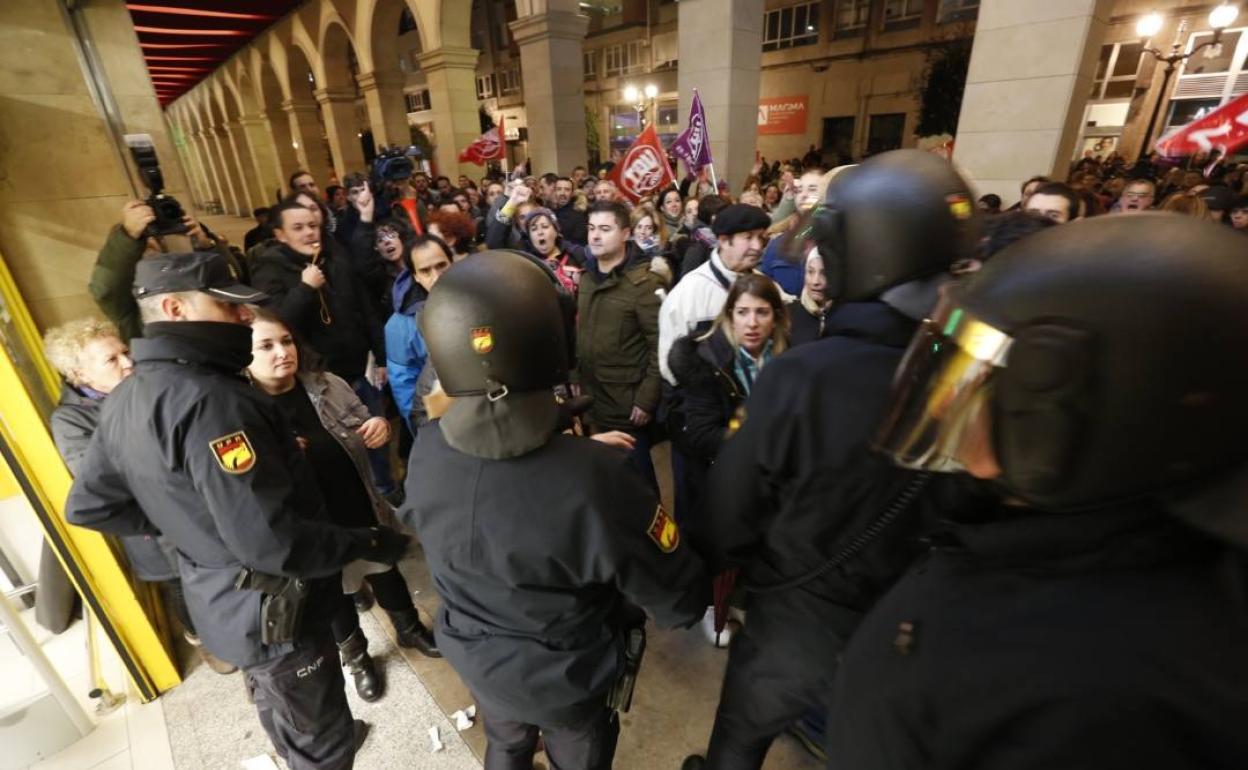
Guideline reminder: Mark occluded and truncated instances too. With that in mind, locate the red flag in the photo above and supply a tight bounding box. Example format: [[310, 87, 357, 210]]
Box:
[[608, 124, 676, 204], [1155, 92, 1248, 158], [458, 115, 505, 165]]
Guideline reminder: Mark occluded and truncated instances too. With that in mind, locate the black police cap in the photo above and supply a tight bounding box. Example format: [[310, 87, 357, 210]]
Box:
[[133, 251, 267, 304], [711, 204, 771, 237]]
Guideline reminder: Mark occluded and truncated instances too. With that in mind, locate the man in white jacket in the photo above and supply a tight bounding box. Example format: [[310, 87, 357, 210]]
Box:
[[659, 204, 774, 384]]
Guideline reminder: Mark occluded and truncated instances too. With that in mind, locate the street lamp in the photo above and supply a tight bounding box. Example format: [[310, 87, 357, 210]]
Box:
[[623, 82, 660, 132], [1136, 4, 1240, 160]]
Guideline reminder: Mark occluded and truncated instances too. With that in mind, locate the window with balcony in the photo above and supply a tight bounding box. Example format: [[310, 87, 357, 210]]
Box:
[[1090, 42, 1142, 100], [476, 74, 496, 99], [584, 49, 598, 81], [763, 2, 820, 52], [833, 0, 870, 36], [499, 64, 522, 96], [882, 0, 924, 29], [937, 0, 980, 24], [404, 89, 431, 113], [603, 41, 645, 77]]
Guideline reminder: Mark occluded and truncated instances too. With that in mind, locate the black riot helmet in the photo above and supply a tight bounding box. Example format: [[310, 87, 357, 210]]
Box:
[[794, 150, 979, 302], [421, 250, 571, 399], [876, 213, 1248, 533]]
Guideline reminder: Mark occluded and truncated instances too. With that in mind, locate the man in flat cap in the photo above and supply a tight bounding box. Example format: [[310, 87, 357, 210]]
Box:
[[66, 251, 409, 770], [658, 204, 775, 385]]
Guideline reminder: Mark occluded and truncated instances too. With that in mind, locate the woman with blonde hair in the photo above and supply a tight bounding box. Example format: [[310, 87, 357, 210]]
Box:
[[1160, 191, 1213, 221], [42, 318, 237, 672]]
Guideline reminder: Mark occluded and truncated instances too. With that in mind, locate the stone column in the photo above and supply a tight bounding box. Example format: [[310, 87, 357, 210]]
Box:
[[240, 113, 286, 205], [677, 0, 764, 193], [357, 71, 411, 149], [313, 87, 367, 180], [282, 99, 329, 182], [509, 8, 589, 174], [263, 106, 301, 184], [225, 120, 261, 212], [952, 0, 1111, 206], [207, 126, 242, 215], [417, 46, 483, 178], [191, 130, 226, 211]]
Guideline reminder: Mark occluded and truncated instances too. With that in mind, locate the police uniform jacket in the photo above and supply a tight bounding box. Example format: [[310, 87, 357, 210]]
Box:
[[66, 321, 379, 668], [51, 385, 176, 582], [829, 501, 1248, 769], [704, 301, 957, 668], [403, 423, 708, 727]]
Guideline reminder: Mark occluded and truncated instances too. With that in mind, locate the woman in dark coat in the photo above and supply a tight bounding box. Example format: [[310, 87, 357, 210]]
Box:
[[668, 275, 789, 646]]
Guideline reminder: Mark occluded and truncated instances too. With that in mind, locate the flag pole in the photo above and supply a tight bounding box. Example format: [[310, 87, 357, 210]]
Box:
[[708, 163, 719, 193]]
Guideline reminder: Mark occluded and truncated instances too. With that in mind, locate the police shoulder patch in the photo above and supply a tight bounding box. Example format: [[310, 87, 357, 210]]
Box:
[[647, 504, 680, 553], [210, 430, 256, 474]]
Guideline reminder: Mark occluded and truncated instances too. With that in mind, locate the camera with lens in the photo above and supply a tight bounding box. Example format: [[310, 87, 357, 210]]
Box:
[[371, 144, 422, 185], [124, 133, 188, 238]]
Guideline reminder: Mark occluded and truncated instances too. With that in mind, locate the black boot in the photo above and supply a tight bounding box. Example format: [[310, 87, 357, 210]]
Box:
[[338, 629, 384, 702], [680, 756, 706, 770], [388, 607, 441, 658], [352, 587, 375, 613]]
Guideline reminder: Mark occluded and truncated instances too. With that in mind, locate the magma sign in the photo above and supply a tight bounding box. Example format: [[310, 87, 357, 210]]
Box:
[[758, 96, 809, 135]]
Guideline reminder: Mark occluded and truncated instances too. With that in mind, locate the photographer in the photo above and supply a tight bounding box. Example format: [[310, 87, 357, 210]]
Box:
[[90, 200, 247, 343]]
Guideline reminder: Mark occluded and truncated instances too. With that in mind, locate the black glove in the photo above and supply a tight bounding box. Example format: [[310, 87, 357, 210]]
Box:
[[361, 526, 410, 565]]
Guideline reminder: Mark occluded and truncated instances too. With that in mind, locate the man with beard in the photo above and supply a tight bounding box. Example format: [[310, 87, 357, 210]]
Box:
[[552, 176, 588, 246], [658, 204, 772, 385]]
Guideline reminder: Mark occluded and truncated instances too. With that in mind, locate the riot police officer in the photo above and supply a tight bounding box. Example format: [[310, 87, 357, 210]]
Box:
[[400, 251, 708, 770], [829, 214, 1248, 768], [682, 150, 982, 770], [66, 252, 409, 770]]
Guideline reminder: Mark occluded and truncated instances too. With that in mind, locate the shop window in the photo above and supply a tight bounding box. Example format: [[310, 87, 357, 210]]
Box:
[[867, 113, 905, 155], [833, 0, 870, 37], [610, 105, 641, 150], [763, 2, 820, 52], [656, 100, 680, 145], [1090, 42, 1142, 100], [1165, 97, 1220, 134]]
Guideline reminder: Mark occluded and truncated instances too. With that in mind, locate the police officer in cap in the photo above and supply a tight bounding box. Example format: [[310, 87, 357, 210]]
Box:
[[67, 251, 410, 770], [830, 213, 1248, 768], [401, 250, 708, 770], [682, 150, 981, 769]]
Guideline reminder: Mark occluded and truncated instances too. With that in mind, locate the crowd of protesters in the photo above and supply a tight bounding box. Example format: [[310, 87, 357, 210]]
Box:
[[37, 137, 1248, 770]]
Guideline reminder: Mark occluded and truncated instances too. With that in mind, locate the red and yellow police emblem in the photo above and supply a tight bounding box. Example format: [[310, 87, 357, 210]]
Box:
[[210, 431, 256, 474], [946, 193, 973, 220], [471, 326, 494, 354], [647, 505, 680, 553]]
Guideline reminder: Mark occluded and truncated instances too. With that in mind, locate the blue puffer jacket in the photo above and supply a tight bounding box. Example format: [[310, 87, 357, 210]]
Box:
[[385, 269, 428, 431]]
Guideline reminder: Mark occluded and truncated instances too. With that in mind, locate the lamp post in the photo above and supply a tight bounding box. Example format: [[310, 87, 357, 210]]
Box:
[[623, 83, 659, 133], [1136, 4, 1240, 161]]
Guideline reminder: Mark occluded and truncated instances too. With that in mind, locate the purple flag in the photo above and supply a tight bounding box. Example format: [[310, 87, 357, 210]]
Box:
[[670, 89, 713, 174]]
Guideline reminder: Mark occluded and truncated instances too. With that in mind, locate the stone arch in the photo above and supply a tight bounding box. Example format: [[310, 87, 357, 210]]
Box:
[[206, 81, 247, 214], [312, 17, 368, 178], [251, 46, 302, 185], [354, 0, 421, 148], [221, 69, 273, 208], [189, 89, 230, 213], [282, 34, 336, 183]]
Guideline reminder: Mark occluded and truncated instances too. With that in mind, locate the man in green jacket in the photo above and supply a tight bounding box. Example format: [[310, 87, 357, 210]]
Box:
[[576, 200, 665, 489], [90, 200, 246, 342]]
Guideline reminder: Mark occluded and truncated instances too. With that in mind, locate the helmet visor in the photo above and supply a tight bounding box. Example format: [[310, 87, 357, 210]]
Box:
[[875, 295, 1013, 472]]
